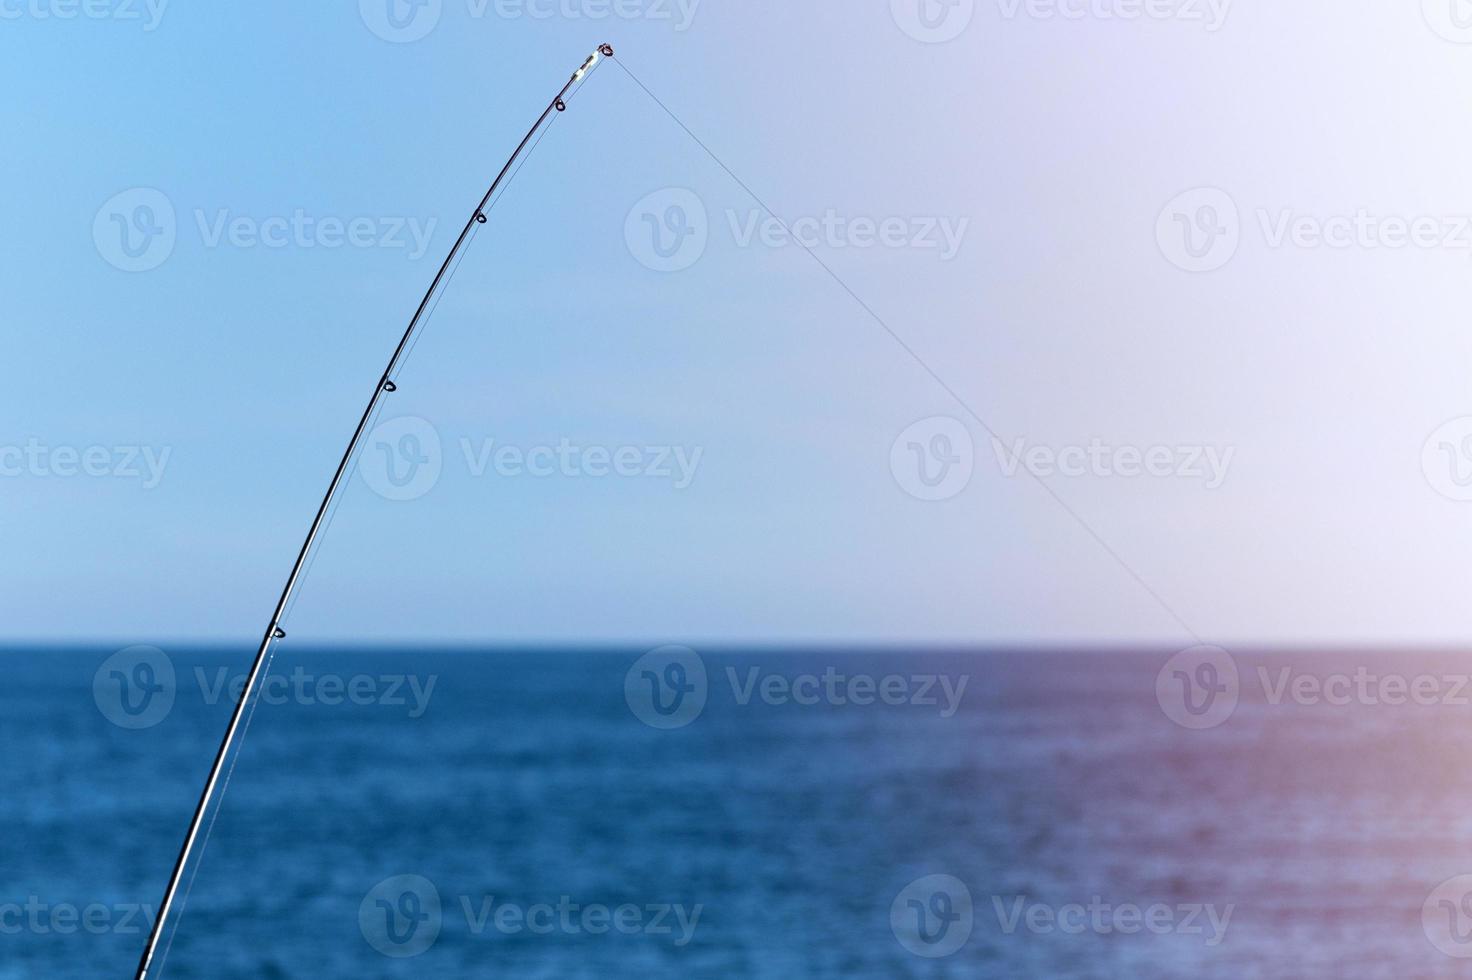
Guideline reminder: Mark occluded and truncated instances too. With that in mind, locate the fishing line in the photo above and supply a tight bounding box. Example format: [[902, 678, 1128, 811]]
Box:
[[252, 59, 598, 665], [151, 387, 396, 976], [269, 62, 599, 610], [153, 246, 467, 969], [380, 60, 600, 396], [150, 641, 278, 977], [605, 56, 1203, 644]]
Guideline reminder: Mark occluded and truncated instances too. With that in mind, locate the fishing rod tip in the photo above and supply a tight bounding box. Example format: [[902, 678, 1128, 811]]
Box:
[[573, 45, 612, 81], [574, 46, 603, 81]]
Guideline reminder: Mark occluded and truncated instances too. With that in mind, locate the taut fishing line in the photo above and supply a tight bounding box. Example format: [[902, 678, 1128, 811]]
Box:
[[603, 55, 1202, 644]]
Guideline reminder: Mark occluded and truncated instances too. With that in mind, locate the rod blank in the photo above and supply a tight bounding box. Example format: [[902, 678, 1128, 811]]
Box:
[[133, 45, 613, 980]]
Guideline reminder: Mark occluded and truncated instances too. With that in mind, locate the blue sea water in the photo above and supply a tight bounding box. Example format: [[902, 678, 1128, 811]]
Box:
[[5, 647, 1472, 978]]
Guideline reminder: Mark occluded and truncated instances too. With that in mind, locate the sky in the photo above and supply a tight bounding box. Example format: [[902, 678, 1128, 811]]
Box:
[[3, 1, 1472, 647]]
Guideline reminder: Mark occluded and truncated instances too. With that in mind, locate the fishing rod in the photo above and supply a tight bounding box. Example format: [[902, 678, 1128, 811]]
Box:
[[133, 43, 616, 980]]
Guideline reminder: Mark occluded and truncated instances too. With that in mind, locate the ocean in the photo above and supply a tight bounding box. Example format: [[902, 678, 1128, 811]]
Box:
[[5, 646, 1471, 978]]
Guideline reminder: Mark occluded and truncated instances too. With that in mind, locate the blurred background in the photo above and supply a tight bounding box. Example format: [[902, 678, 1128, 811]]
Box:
[[4, 1, 1472, 976]]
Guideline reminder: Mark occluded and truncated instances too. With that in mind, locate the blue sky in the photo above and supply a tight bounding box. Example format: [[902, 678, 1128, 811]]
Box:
[[5, 2, 1472, 646]]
